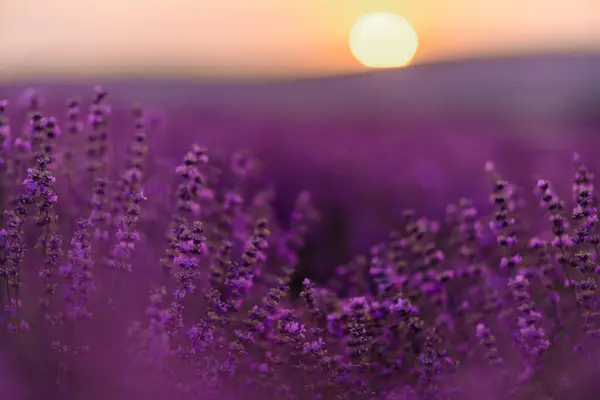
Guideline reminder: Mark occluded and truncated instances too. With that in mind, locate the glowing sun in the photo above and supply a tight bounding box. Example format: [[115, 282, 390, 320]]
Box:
[[349, 12, 419, 68]]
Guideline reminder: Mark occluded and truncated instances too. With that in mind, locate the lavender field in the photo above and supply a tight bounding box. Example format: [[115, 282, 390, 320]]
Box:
[[1, 53, 600, 399]]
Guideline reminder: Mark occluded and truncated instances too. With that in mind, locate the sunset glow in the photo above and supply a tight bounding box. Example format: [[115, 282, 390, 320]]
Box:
[[0, 0, 598, 81]]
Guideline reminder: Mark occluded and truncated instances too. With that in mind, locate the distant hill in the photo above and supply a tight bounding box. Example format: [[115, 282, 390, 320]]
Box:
[[1, 53, 599, 124]]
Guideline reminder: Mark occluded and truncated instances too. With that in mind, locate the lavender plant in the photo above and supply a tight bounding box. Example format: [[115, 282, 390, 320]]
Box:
[[0, 87, 599, 400]]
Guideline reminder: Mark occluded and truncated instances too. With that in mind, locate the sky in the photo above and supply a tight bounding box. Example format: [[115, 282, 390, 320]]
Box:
[[0, 0, 599, 81]]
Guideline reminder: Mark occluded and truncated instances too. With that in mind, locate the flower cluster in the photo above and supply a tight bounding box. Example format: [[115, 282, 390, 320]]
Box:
[[1, 86, 600, 400]]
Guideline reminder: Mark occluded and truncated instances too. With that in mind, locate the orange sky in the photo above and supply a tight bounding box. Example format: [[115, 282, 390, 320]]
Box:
[[0, 0, 599, 81]]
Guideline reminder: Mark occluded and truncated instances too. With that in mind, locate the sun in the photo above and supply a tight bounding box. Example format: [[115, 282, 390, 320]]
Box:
[[349, 12, 419, 69]]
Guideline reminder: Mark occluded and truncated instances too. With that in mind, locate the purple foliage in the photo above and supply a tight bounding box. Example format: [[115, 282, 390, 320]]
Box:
[[0, 86, 600, 400]]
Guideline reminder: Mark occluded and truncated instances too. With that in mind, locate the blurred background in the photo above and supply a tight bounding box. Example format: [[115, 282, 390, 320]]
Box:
[[1, 0, 599, 81], [1, 0, 600, 278]]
